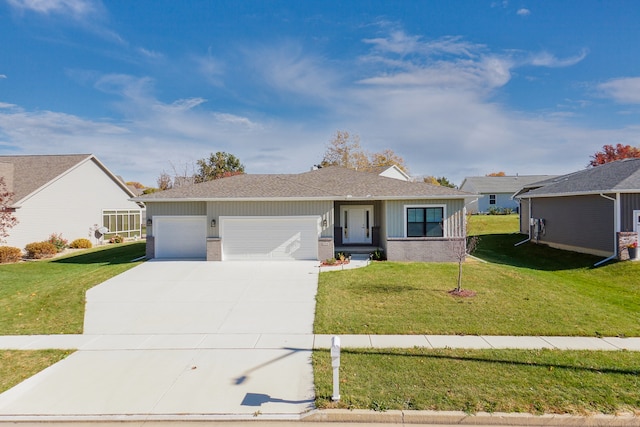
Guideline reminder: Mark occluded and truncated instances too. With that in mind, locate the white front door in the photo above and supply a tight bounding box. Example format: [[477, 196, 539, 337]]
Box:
[[341, 206, 373, 244], [634, 210, 640, 241]]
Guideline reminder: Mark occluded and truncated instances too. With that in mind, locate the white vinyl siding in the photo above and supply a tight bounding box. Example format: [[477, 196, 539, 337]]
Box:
[[154, 216, 207, 259], [221, 216, 320, 260], [5, 159, 141, 250], [386, 199, 466, 238]]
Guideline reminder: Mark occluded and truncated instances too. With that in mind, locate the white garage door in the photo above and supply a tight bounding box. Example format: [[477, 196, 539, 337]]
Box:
[[154, 216, 207, 259], [221, 216, 320, 260]]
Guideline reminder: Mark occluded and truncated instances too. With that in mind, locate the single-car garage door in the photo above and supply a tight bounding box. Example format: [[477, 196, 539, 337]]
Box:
[[221, 216, 320, 260], [154, 216, 207, 259]]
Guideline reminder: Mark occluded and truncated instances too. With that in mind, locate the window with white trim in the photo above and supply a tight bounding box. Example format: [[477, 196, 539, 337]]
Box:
[[102, 209, 142, 238], [489, 194, 496, 205], [406, 206, 444, 237]]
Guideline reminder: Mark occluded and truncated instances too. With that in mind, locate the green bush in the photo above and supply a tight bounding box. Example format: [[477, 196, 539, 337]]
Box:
[[0, 246, 22, 263], [371, 249, 386, 261], [69, 238, 92, 249], [47, 233, 68, 253], [24, 242, 58, 259], [109, 235, 124, 244]]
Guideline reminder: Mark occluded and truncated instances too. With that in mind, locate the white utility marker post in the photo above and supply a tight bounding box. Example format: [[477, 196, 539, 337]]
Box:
[[331, 335, 341, 401]]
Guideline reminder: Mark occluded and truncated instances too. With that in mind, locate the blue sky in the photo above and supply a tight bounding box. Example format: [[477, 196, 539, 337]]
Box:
[[2, 0, 640, 187]]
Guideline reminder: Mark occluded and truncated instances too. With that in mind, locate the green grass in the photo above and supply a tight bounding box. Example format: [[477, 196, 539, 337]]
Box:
[[467, 213, 520, 235], [315, 223, 640, 336], [0, 242, 146, 335], [314, 214, 640, 414], [0, 350, 73, 393], [313, 348, 640, 414]]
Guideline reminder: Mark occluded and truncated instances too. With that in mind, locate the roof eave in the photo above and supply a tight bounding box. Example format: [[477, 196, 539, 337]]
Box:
[[134, 194, 476, 203], [516, 189, 634, 199]]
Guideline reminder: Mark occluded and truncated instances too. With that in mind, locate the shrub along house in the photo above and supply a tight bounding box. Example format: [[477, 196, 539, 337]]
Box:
[[0, 154, 143, 251], [134, 166, 477, 262], [514, 158, 640, 263]]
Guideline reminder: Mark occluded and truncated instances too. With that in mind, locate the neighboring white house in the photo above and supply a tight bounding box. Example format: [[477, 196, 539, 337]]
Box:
[[0, 154, 143, 250], [460, 175, 556, 214]]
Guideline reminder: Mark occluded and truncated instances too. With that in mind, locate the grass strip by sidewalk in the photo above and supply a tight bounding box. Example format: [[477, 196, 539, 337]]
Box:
[[0, 242, 146, 335], [313, 348, 640, 415], [0, 350, 72, 393]]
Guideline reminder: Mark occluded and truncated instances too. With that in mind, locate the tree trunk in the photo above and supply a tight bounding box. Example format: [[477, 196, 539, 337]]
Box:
[[457, 260, 463, 292]]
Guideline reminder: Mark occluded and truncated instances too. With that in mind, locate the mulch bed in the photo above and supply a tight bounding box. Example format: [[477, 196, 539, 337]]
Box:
[[448, 288, 477, 297]]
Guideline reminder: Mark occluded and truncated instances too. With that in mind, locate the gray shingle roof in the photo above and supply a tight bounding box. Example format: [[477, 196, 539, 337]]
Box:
[[460, 175, 557, 194], [519, 158, 640, 198], [135, 166, 475, 201], [0, 154, 135, 204]]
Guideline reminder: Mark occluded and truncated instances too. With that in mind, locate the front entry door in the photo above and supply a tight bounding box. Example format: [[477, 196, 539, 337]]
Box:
[[634, 210, 640, 242], [342, 206, 373, 244]]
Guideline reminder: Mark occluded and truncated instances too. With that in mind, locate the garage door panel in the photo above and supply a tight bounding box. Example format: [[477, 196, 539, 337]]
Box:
[[155, 216, 207, 259], [221, 217, 319, 260]]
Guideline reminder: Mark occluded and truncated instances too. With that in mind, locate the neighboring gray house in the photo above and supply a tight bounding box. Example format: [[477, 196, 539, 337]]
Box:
[[514, 158, 640, 262], [134, 166, 477, 262], [460, 175, 555, 214], [0, 154, 143, 250]]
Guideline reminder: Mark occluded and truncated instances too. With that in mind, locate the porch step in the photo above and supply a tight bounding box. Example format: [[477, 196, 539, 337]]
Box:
[[334, 246, 383, 256]]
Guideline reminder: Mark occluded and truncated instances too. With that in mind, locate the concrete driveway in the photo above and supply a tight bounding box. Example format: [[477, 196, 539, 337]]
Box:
[[0, 260, 320, 420]]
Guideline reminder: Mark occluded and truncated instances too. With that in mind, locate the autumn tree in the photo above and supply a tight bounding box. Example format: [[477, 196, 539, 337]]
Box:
[[126, 181, 145, 189], [320, 130, 408, 173], [589, 144, 640, 167], [0, 177, 18, 243], [486, 171, 506, 177], [157, 171, 173, 191], [423, 176, 439, 185], [194, 151, 245, 183], [423, 176, 456, 188]]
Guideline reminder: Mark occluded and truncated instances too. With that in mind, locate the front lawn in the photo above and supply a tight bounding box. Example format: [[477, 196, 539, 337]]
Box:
[[0, 242, 145, 335], [315, 230, 640, 336], [313, 348, 640, 414]]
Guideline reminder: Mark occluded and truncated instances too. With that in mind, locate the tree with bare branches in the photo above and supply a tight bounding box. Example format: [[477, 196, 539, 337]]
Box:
[[448, 234, 479, 295], [320, 130, 409, 173], [0, 177, 18, 244]]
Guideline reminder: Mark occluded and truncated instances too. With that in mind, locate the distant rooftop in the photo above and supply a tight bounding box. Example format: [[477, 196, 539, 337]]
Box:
[[460, 175, 557, 194]]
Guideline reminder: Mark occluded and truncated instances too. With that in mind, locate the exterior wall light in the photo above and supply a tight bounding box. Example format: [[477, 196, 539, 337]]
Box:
[[211, 219, 216, 227], [146, 218, 152, 226]]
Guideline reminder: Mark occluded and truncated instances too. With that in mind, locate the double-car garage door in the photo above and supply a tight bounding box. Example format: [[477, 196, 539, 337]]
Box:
[[221, 216, 319, 260], [154, 215, 319, 260]]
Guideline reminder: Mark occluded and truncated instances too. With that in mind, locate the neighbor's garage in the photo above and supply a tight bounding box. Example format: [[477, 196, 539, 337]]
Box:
[[221, 216, 320, 260], [154, 216, 207, 259]]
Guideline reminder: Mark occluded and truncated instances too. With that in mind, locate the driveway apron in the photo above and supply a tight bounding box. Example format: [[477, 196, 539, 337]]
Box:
[[0, 260, 320, 419]]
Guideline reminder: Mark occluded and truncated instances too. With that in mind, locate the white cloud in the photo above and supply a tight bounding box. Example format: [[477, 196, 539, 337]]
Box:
[[248, 41, 341, 102], [0, 27, 621, 187], [517, 8, 531, 16], [193, 48, 225, 87], [0, 74, 6, 79], [529, 49, 588, 68], [6, 0, 100, 18], [138, 47, 164, 60], [597, 77, 640, 104]]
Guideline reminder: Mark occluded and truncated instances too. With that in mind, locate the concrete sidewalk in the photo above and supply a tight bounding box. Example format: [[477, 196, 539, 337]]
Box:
[[1, 333, 640, 351]]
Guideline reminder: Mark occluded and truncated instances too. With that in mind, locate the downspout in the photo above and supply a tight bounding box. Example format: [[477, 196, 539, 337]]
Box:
[[514, 196, 532, 246], [594, 193, 619, 267]]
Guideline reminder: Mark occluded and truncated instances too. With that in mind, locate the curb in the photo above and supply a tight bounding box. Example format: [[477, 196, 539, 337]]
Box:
[[302, 409, 640, 426]]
